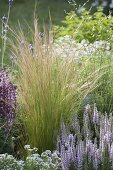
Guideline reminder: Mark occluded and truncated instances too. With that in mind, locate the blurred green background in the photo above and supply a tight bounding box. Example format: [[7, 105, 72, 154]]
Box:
[[0, 0, 112, 31], [0, 0, 112, 66], [0, 0, 89, 29]]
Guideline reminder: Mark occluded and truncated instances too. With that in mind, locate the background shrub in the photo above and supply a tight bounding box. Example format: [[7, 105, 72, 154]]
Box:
[[53, 7, 113, 43]]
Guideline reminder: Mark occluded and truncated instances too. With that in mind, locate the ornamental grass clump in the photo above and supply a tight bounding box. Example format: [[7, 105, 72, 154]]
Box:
[[11, 19, 103, 153], [57, 104, 113, 170]]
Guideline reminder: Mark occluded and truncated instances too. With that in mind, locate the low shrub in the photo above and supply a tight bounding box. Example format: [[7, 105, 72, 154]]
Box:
[[53, 7, 113, 43]]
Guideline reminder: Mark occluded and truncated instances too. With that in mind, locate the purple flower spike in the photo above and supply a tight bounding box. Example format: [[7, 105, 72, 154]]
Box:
[[92, 103, 99, 125], [76, 140, 85, 170], [0, 69, 17, 132]]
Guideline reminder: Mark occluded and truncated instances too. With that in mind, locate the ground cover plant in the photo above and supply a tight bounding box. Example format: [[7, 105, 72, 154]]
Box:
[[0, 145, 61, 170]]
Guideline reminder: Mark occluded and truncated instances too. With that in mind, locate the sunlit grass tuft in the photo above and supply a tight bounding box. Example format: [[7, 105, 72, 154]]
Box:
[[10, 19, 103, 153]]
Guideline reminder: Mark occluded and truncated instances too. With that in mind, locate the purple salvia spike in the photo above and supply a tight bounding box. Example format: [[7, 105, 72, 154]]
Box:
[[94, 149, 101, 170], [110, 142, 113, 169], [92, 103, 99, 125], [104, 131, 111, 144], [68, 134, 76, 164], [83, 105, 90, 139], [76, 140, 85, 170], [68, 134, 74, 147], [60, 120, 67, 144], [92, 138, 101, 170], [109, 113, 113, 131], [60, 144, 70, 170], [84, 104, 90, 125], [99, 126, 104, 157]]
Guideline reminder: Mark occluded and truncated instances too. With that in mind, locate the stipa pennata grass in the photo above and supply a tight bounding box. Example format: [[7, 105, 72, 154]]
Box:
[[10, 18, 105, 153]]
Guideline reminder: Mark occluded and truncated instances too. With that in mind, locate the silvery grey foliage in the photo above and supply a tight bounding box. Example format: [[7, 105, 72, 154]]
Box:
[[57, 104, 113, 170], [0, 153, 21, 170], [0, 145, 61, 170]]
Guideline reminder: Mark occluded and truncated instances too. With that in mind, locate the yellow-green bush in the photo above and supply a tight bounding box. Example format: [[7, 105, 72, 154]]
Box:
[[53, 7, 113, 43]]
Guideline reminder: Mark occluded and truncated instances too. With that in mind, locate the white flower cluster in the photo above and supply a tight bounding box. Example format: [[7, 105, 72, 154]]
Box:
[[0, 153, 20, 170], [0, 146, 61, 170], [54, 36, 112, 60]]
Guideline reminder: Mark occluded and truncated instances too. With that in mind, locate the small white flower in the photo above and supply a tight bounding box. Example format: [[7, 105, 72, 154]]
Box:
[[24, 144, 31, 150]]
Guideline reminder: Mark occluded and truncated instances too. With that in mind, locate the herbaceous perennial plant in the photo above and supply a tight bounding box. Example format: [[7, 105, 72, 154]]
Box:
[[10, 19, 104, 153], [1, 0, 13, 67], [0, 69, 17, 133], [57, 104, 113, 170], [0, 145, 61, 170]]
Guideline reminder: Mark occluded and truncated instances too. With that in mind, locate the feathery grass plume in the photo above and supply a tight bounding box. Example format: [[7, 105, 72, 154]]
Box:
[[10, 19, 103, 153]]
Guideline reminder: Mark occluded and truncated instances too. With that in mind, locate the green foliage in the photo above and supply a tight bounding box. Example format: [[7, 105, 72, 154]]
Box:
[[81, 52, 113, 114], [53, 7, 113, 43], [0, 118, 14, 155]]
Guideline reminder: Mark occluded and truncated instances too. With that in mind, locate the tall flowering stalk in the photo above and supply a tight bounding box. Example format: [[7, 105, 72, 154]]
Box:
[[1, 0, 13, 67], [57, 104, 113, 170], [0, 69, 17, 132]]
